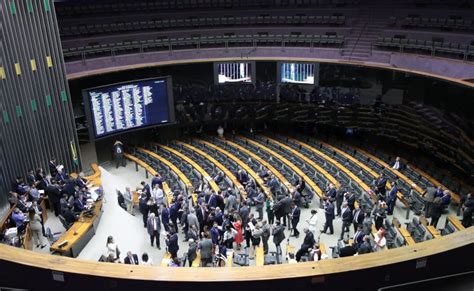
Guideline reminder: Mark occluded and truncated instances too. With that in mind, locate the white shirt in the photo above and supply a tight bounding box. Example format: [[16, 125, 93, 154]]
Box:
[[151, 188, 164, 204], [106, 243, 118, 258], [392, 161, 400, 170], [373, 232, 387, 252], [142, 258, 153, 266], [307, 214, 318, 233]]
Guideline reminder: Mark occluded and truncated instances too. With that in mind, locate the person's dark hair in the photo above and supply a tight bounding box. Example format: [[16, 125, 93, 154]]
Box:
[[106, 236, 114, 245], [142, 253, 149, 262]]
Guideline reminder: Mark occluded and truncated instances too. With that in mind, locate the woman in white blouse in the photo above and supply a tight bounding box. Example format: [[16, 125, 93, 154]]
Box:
[[306, 209, 318, 236], [106, 236, 120, 262]]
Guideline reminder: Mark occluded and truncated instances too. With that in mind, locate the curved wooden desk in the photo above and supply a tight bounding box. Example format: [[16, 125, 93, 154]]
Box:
[[0, 226, 471, 290], [197, 139, 272, 199], [176, 141, 247, 200], [50, 164, 103, 257], [239, 136, 322, 198]]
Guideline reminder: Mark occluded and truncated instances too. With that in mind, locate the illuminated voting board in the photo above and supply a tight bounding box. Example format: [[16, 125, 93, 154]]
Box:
[[85, 77, 173, 139]]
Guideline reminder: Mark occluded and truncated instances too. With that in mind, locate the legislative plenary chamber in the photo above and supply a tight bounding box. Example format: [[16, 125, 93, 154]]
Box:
[[0, 0, 473, 290]]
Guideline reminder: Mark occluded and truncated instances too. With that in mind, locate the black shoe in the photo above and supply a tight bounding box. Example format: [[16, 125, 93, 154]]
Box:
[[158, 246, 161, 250], [40, 244, 46, 249]]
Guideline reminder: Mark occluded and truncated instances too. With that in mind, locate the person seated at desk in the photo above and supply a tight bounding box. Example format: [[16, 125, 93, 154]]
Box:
[[75, 172, 89, 189], [12, 208, 27, 233], [55, 165, 67, 183], [338, 239, 358, 257], [124, 251, 139, 265], [73, 193, 87, 213], [28, 184, 41, 201], [236, 169, 249, 186], [63, 205, 78, 224], [12, 176, 29, 196]]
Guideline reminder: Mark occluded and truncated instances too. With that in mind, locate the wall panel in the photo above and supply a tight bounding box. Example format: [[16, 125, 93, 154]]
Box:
[[0, 0, 80, 216]]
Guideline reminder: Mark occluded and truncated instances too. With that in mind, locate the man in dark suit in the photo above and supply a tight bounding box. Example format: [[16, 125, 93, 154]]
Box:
[[296, 228, 315, 262], [46, 179, 61, 216], [124, 251, 139, 265], [207, 191, 218, 210], [338, 240, 358, 257], [340, 202, 353, 240], [376, 173, 387, 198], [386, 182, 398, 215], [26, 169, 36, 186], [196, 202, 207, 235], [151, 173, 163, 189], [161, 203, 170, 232], [321, 198, 335, 235], [352, 204, 365, 233], [357, 235, 372, 254], [345, 192, 356, 212], [353, 225, 365, 249], [140, 181, 151, 200], [290, 203, 301, 237], [113, 141, 125, 168], [73, 193, 86, 213], [49, 158, 58, 177], [187, 239, 198, 267], [139, 193, 149, 228], [166, 230, 179, 259]]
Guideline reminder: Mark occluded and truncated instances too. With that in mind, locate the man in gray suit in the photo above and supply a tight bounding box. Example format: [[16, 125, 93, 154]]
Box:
[[239, 201, 250, 227], [187, 208, 200, 236], [424, 186, 437, 218], [147, 213, 161, 249], [225, 190, 239, 214], [272, 221, 286, 263], [199, 233, 214, 267]]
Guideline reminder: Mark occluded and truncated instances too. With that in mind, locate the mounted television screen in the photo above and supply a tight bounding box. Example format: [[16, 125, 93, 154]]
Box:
[[215, 62, 254, 84], [280, 62, 315, 84], [84, 77, 174, 139]]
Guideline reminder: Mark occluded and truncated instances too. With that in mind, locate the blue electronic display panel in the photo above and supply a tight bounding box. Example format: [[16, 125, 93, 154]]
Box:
[[86, 78, 171, 138]]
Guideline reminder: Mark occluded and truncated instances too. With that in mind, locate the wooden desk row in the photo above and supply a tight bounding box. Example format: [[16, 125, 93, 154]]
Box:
[[353, 146, 425, 197], [318, 141, 410, 210], [50, 164, 104, 257], [226, 139, 288, 200], [288, 137, 377, 202], [397, 227, 416, 246], [262, 136, 329, 198], [124, 153, 173, 206], [447, 215, 465, 231], [158, 144, 220, 194], [239, 136, 321, 198], [402, 162, 461, 204], [197, 139, 272, 200], [176, 141, 247, 200]]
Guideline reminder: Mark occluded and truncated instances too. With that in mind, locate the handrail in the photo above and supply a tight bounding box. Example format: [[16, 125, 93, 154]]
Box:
[[348, 21, 368, 61], [0, 226, 471, 281]]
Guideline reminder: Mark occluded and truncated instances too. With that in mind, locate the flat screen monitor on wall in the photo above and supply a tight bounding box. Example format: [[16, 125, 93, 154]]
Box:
[[279, 62, 315, 84], [83, 77, 175, 140], [214, 62, 255, 84]]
